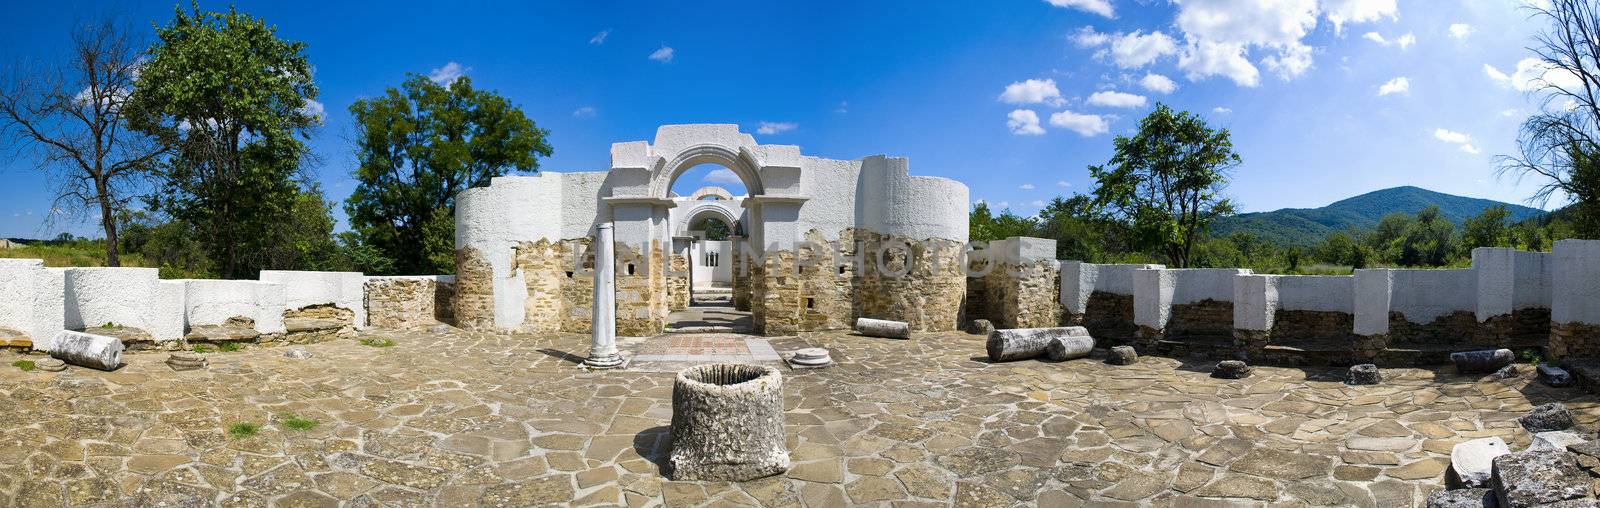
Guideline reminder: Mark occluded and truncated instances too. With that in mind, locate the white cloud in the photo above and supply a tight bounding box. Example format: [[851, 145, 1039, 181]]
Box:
[[1031, 200, 1047, 207], [1140, 73, 1178, 94], [649, 46, 674, 63], [1213, 106, 1232, 114], [1008, 109, 1046, 135], [1109, 30, 1179, 68], [1377, 76, 1410, 96], [1364, 32, 1415, 49], [1434, 128, 1482, 154], [996, 201, 1011, 209], [1178, 40, 1261, 87], [572, 106, 597, 118], [999, 78, 1064, 106], [1049, 110, 1110, 136], [1500, 57, 1583, 92], [299, 99, 325, 123], [1484, 63, 1512, 84], [589, 29, 610, 45], [1044, 0, 1114, 18], [1057, 180, 1072, 188], [1019, 183, 1036, 190], [1448, 23, 1475, 39], [756, 121, 797, 135], [705, 168, 743, 185], [1087, 90, 1148, 108], [1070, 26, 1110, 47], [428, 62, 468, 85], [1323, 0, 1399, 34], [1175, 0, 1318, 85]]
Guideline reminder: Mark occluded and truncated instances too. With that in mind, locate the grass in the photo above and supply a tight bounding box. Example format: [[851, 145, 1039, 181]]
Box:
[[360, 338, 395, 348], [12, 360, 34, 372], [191, 344, 213, 353], [217, 342, 241, 352], [0, 242, 152, 268], [226, 422, 260, 439], [278, 413, 319, 431]]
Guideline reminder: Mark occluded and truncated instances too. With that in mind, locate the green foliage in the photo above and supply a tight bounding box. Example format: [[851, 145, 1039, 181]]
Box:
[[1210, 186, 1547, 247], [1090, 103, 1238, 267], [345, 74, 552, 275], [360, 338, 395, 348], [1459, 204, 1512, 255], [700, 218, 732, 241], [217, 342, 240, 352], [191, 344, 213, 353], [127, 4, 320, 279], [1520, 348, 1544, 367], [1396, 206, 1455, 267], [226, 422, 259, 439], [12, 360, 35, 372], [277, 413, 319, 431], [969, 202, 1037, 243]]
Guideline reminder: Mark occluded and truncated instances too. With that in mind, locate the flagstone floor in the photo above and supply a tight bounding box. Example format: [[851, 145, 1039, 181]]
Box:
[[0, 327, 1595, 507]]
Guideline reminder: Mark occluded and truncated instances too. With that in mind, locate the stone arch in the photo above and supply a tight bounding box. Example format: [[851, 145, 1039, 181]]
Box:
[[689, 186, 735, 201], [677, 203, 740, 238], [649, 144, 765, 199]]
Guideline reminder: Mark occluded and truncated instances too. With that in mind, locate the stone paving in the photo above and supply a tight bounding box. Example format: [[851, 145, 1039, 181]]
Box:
[[0, 328, 1597, 507]]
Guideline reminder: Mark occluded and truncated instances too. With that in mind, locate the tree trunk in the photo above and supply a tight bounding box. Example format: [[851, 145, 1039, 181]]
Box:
[[96, 178, 120, 267]]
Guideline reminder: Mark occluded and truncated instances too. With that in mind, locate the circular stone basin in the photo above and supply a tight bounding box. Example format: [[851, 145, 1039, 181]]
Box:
[[669, 364, 790, 481], [790, 348, 832, 366]]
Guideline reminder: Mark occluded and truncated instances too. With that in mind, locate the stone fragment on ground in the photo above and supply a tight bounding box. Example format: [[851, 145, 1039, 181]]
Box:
[[1349, 363, 1381, 385], [1490, 450, 1592, 506], [1425, 488, 1496, 508], [966, 319, 993, 335], [1212, 360, 1251, 379], [165, 352, 207, 371], [33, 357, 65, 372], [1490, 364, 1520, 380], [1107, 345, 1138, 365], [1044, 335, 1092, 362], [1540, 365, 1573, 387], [1530, 431, 1589, 452], [284, 347, 313, 359], [1452, 349, 1513, 374], [1520, 403, 1575, 432], [1449, 437, 1510, 489], [855, 318, 910, 339]]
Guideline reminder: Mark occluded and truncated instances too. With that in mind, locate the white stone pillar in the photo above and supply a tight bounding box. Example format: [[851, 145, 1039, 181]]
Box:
[[586, 223, 624, 369]]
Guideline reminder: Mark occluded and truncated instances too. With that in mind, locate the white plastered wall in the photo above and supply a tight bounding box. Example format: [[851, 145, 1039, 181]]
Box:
[[259, 270, 366, 328], [62, 267, 185, 342], [1386, 269, 1477, 324], [1473, 247, 1553, 321], [1232, 275, 1354, 333], [1133, 268, 1250, 331], [180, 280, 287, 334], [1553, 239, 1600, 325], [1059, 262, 1165, 315], [0, 259, 65, 342]]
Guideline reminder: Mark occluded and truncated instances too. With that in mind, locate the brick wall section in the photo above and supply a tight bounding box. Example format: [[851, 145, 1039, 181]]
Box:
[[365, 277, 451, 330], [452, 248, 495, 330], [515, 239, 566, 332], [981, 259, 1060, 330], [856, 231, 965, 332], [668, 253, 689, 311]]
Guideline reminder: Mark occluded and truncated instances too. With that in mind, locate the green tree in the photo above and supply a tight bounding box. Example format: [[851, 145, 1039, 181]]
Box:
[[0, 19, 166, 267], [1459, 204, 1512, 254], [126, 4, 320, 278], [1090, 103, 1239, 267], [1397, 206, 1455, 267], [1035, 194, 1124, 262], [969, 201, 1037, 243], [345, 75, 551, 274], [1364, 212, 1415, 263]]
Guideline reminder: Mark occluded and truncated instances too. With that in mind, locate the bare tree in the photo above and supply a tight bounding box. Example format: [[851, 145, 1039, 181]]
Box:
[[0, 19, 166, 266], [1500, 0, 1600, 236]]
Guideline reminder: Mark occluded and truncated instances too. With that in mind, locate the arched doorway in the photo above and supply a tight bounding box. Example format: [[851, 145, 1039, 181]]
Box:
[[662, 164, 755, 332]]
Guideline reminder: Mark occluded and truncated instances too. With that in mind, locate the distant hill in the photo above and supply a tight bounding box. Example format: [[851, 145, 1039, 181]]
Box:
[[1210, 186, 1547, 246]]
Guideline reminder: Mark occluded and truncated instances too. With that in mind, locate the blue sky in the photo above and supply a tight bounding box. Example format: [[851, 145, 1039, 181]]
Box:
[[0, 0, 1563, 238]]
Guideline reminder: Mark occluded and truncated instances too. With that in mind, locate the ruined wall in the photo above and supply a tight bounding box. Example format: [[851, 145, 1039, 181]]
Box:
[[453, 247, 496, 330], [856, 231, 965, 332], [365, 276, 455, 330], [730, 236, 751, 311], [975, 238, 1060, 329], [668, 253, 689, 311]]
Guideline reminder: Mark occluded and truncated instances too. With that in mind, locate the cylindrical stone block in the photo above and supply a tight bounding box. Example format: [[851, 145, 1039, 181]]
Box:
[[986, 326, 1092, 362], [49, 331, 124, 371], [855, 318, 910, 339], [1046, 335, 1094, 362], [669, 364, 790, 481], [1450, 349, 1513, 374]]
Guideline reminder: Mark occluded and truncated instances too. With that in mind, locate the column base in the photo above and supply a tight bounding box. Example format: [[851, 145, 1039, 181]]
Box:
[[585, 353, 626, 369]]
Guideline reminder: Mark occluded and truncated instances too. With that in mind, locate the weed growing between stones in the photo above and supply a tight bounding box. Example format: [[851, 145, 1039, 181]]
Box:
[[12, 360, 33, 372], [217, 342, 240, 352], [192, 344, 213, 353], [227, 422, 259, 439], [360, 338, 395, 348], [278, 413, 319, 431]]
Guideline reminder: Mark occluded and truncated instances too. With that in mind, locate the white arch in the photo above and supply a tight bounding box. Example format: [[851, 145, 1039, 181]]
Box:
[[649, 144, 765, 199], [676, 202, 740, 237], [689, 186, 735, 201]]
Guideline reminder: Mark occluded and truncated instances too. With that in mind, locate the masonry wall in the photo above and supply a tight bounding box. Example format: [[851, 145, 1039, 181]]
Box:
[[365, 276, 456, 330], [182, 280, 287, 334], [1060, 262, 1159, 344]]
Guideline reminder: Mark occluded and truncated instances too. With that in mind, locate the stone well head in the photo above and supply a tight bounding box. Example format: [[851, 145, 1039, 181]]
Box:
[[669, 363, 789, 481]]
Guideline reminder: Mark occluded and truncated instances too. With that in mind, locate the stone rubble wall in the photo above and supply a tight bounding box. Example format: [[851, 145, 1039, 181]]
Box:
[[973, 237, 1061, 329], [667, 253, 689, 312], [364, 276, 456, 330], [260, 270, 366, 330], [730, 235, 751, 311], [1056, 244, 1594, 363], [855, 230, 965, 333]]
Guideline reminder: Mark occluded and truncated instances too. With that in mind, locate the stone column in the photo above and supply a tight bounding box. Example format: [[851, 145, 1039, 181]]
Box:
[[586, 223, 624, 369]]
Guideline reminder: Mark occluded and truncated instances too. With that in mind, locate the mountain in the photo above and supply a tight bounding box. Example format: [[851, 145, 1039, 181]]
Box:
[[1210, 186, 1547, 246]]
